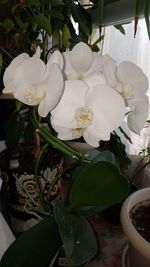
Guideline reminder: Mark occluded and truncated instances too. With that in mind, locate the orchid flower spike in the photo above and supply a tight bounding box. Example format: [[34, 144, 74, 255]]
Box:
[[3, 46, 64, 117], [103, 55, 149, 134]]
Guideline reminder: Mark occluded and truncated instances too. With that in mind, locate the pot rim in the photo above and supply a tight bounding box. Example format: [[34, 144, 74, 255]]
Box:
[[120, 187, 150, 259]]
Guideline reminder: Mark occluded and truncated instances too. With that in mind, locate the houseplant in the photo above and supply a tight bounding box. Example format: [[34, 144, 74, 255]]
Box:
[[0, 1, 150, 267], [121, 187, 150, 267], [0, 39, 149, 266]]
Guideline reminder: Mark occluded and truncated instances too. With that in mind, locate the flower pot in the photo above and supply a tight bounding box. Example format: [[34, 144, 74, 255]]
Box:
[[0, 145, 63, 235], [120, 187, 150, 267]]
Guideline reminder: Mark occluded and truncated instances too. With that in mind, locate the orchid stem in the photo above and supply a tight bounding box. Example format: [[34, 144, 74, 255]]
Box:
[[30, 108, 89, 163]]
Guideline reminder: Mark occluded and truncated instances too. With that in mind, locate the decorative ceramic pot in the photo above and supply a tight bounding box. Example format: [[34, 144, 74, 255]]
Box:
[[121, 187, 150, 267], [0, 145, 63, 235]]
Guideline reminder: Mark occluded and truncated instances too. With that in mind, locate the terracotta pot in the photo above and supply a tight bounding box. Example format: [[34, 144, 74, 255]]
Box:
[[121, 187, 150, 267]]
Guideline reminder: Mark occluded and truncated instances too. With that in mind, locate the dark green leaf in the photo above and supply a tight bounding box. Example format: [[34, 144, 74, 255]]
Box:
[[68, 161, 129, 212], [113, 24, 125, 35], [135, 0, 142, 16], [0, 216, 62, 267], [36, 13, 52, 35], [2, 19, 14, 32], [15, 100, 22, 111], [49, 10, 64, 20], [62, 24, 71, 48], [144, 0, 150, 39], [53, 199, 97, 266], [97, 0, 104, 25], [71, 2, 92, 37]]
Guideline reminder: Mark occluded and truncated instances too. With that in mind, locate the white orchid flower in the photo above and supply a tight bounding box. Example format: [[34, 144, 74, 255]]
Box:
[[103, 55, 149, 134], [51, 80, 125, 147], [62, 42, 104, 81], [3, 47, 64, 117]]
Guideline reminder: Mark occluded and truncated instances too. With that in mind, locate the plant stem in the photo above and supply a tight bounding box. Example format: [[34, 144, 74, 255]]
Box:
[[34, 143, 50, 210], [30, 108, 89, 163]]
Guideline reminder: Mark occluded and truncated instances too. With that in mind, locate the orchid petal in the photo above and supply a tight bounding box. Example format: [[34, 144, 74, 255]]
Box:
[[15, 57, 45, 84], [3, 53, 29, 93], [63, 52, 77, 80], [51, 80, 88, 128], [47, 50, 63, 70], [83, 130, 101, 147], [34, 46, 41, 58], [127, 95, 149, 134], [86, 53, 104, 74], [84, 71, 106, 91], [51, 124, 74, 140], [103, 54, 118, 88], [116, 62, 149, 97], [86, 84, 125, 131], [70, 42, 93, 73], [38, 64, 64, 117], [14, 82, 44, 106], [86, 114, 111, 141]]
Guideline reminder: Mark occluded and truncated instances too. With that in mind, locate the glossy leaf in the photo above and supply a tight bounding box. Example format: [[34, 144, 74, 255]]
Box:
[[53, 199, 97, 266], [68, 161, 129, 212], [36, 13, 52, 36], [71, 2, 92, 37], [0, 216, 62, 267]]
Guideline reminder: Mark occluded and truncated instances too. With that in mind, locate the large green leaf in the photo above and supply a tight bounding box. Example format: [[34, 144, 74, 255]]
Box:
[[53, 199, 97, 266], [68, 161, 129, 212], [0, 216, 62, 267], [70, 2, 92, 37]]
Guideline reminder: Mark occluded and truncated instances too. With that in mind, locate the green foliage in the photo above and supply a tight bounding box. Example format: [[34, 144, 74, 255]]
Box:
[[113, 24, 125, 35], [53, 199, 97, 266], [68, 160, 129, 212], [0, 216, 62, 267], [36, 13, 52, 36]]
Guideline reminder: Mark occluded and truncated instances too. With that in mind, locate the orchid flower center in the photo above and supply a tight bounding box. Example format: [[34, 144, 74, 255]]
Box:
[[116, 82, 134, 99], [25, 90, 43, 104], [75, 107, 93, 128], [76, 73, 84, 80]]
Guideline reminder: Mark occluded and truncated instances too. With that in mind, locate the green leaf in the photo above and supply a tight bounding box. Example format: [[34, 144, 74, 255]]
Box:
[[53, 27, 60, 47], [53, 199, 97, 266], [36, 13, 52, 36], [144, 0, 150, 39], [15, 100, 22, 111], [68, 161, 129, 212], [135, 0, 142, 16], [113, 24, 125, 35], [71, 2, 92, 37], [0, 216, 62, 267], [62, 24, 71, 48], [49, 10, 64, 20], [2, 19, 14, 32], [97, 0, 104, 25]]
